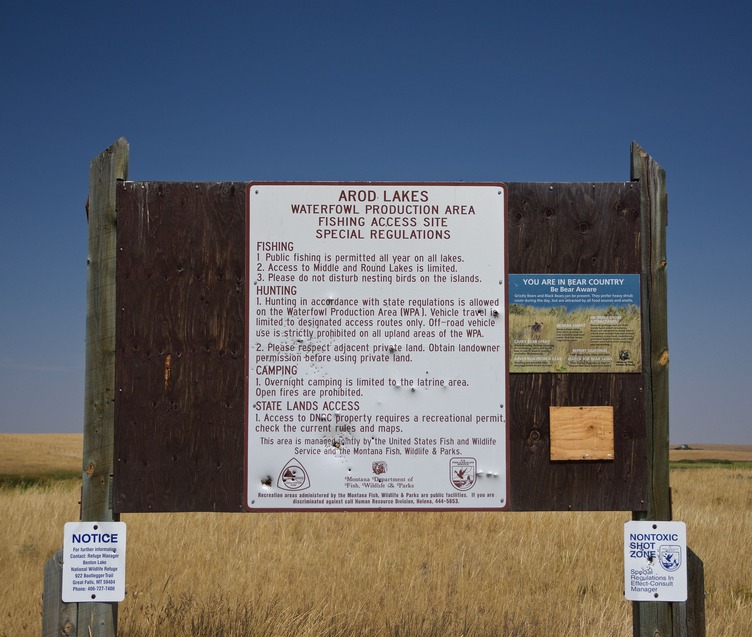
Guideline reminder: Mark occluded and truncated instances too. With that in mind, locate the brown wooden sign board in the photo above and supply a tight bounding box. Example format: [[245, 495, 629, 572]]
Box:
[[113, 180, 647, 513]]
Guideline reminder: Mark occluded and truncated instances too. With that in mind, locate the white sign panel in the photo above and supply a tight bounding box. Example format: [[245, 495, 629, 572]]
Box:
[[62, 521, 126, 602], [624, 520, 687, 601], [246, 183, 508, 510]]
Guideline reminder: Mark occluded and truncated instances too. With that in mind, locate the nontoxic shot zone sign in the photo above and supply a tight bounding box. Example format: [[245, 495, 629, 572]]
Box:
[[624, 521, 687, 602], [245, 183, 508, 511]]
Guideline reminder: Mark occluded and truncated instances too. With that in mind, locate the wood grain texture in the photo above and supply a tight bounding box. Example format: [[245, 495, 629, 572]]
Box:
[[83, 137, 128, 521], [672, 548, 706, 637], [507, 181, 647, 511], [630, 145, 673, 636], [76, 139, 129, 637], [114, 180, 648, 512], [632, 141, 671, 521], [549, 406, 614, 461], [42, 549, 77, 637], [114, 182, 245, 512]]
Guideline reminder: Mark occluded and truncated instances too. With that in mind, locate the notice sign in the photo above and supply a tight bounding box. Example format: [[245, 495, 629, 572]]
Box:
[[246, 183, 508, 511], [624, 521, 687, 602], [508, 274, 641, 373], [62, 521, 126, 602]]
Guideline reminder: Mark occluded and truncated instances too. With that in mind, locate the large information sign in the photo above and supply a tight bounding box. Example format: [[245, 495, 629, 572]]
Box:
[[246, 183, 508, 510]]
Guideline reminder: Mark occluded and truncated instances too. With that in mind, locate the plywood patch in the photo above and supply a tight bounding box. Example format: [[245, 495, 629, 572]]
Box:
[[550, 406, 614, 461]]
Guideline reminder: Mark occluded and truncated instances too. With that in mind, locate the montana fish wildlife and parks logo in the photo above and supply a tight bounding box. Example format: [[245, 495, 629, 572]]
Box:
[[277, 458, 310, 491], [372, 461, 387, 475], [450, 458, 477, 491]]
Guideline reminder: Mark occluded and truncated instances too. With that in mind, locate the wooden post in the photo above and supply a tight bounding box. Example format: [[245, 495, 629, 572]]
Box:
[[42, 549, 77, 637], [632, 141, 671, 521], [79, 137, 129, 636], [631, 142, 672, 636], [41, 138, 128, 637], [673, 549, 706, 637]]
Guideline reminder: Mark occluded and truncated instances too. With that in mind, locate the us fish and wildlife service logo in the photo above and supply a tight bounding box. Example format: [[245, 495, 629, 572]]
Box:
[[450, 458, 476, 491], [659, 545, 682, 572], [277, 458, 310, 491]]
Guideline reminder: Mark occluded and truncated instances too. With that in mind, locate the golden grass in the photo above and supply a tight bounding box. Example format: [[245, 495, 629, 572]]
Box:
[[0, 480, 81, 636], [2, 437, 750, 636], [671, 467, 752, 635], [0, 433, 82, 476]]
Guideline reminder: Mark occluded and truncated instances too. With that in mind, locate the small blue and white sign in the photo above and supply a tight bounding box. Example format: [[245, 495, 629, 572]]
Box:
[[62, 521, 126, 602], [624, 520, 687, 602]]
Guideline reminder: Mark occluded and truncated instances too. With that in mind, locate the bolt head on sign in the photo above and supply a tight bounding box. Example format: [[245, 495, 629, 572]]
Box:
[[624, 520, 687, 602], [62, 521, 126, 602]]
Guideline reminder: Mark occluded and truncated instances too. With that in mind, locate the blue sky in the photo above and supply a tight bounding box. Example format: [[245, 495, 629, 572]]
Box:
[[1, 1, 750, 444]]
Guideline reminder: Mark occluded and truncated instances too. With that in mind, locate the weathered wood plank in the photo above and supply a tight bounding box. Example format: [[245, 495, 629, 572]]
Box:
[[114, 181, 245, 512], [79, 137, 129, 636], [507, 181, 646, 511], [630, 143, 674, 636], [113, 179, 647, 513], [673, 548, 706, 637], [509, 372, 646, 510], [631, 141, 670, 521], [42, 549, 77, 637]]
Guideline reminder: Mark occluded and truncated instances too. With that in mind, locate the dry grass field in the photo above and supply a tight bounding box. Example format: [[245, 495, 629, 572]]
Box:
[[1, 435, 750, 636], [0, 433, 82, 477], [670, 443, 752, 464]]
